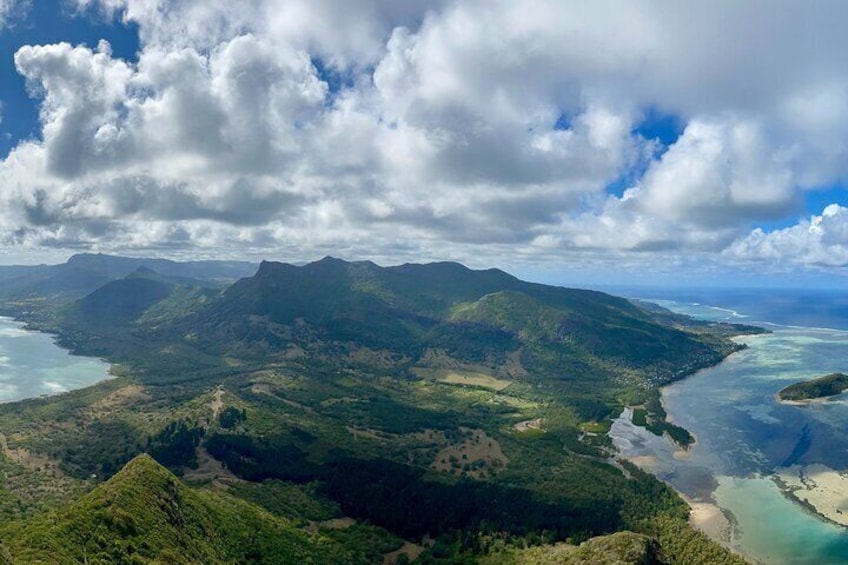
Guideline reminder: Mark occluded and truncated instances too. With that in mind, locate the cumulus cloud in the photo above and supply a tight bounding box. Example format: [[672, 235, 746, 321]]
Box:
[[728, 205, 848, 267], [1, 0, 848, 272], [15, 40, 133, 177]]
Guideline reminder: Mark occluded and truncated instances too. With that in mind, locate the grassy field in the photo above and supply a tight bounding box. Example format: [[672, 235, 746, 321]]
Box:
[[412, 367, 513, 391]]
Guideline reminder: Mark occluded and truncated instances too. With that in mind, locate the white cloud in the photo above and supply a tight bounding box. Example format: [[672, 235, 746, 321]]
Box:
[[0, 0, 28, 29], [2, 0, 848, 274], [728, 205, 848, 267], [634, 118, 798, 228], [15, 41, 133, 178]]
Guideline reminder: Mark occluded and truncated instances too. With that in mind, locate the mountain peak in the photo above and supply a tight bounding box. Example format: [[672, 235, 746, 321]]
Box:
[[65, 252, 106, 266], [117, 452, 169, 476], [126, 266, 163, 280], [303, 256, 351, 272]]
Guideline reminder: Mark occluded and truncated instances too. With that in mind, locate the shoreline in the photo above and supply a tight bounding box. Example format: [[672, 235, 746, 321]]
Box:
[[621, 298, 848, 557], [616, 411, 734, 548], [613, 324, 756, 545], [774, 394, 835, 407], [654, 350, 848, 554], [612, 409, 734, 547], [618, 323, 756, 549], [0, 316, 114, 404]]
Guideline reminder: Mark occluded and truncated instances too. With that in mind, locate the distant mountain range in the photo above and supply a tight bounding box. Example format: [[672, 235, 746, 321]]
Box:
[[0, 253, 257, 300]]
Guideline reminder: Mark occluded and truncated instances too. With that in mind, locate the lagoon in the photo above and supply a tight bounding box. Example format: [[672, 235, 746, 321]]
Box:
[[611, 298, 848, 564], [0, 316, 111, 402]]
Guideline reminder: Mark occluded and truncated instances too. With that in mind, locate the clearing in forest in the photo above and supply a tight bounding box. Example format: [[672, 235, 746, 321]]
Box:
[[413, 368, 512, 391], [431, 427, 508, 478]]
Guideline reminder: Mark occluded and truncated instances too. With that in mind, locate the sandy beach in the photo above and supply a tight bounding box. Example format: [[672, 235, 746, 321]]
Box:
[[774, 464, 848, 527], [775, 394, 834, 407], [685, 496, 734, 545]]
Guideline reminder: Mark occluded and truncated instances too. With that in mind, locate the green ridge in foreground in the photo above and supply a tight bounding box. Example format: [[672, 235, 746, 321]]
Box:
[[1, 454, 351, 565], [484, 531, 667, 565]]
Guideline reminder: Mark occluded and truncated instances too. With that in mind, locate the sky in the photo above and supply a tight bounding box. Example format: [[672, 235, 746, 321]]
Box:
[[1, 1, 848, 287]]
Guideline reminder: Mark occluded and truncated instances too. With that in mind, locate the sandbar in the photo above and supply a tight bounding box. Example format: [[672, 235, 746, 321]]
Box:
[[774, 464, 848, 527]]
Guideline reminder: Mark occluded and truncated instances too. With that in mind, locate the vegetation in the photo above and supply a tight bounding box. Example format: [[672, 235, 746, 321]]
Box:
[[631, 390, 694, 448], [0, 254, 761, 563], [778, 372, 848, 401], [2, 455, 356, 564], [481, 531, 667, 564]]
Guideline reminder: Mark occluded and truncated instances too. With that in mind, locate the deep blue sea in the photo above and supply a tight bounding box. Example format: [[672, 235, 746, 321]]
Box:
[[608, 288, 848, 564]]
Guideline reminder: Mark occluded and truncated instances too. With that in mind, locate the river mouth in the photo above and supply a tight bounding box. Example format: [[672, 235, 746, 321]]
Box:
[[0, 316, 112, 402], [611, 302, 848, 564]]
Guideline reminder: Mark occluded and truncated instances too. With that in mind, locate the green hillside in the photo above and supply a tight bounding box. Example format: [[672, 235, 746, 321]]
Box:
[[482, 531, 667, 564], [171, 258, 750, 386], [2, 454, 354, 564]]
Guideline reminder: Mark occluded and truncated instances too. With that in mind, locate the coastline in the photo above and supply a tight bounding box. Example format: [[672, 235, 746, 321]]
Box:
[[614, 321, 761, 546], [775, 394, 834, 407], [655, 328, 767, 448], [615, 323, 767, 549], [659, 332, 848, 553], [0, 316, 114, 403], [618, 297, 848, 563], [613, 408, 735, 549]]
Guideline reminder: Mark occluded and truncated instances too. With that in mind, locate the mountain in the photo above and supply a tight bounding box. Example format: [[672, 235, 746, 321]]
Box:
[[1, 454, 353, 564], [47, 256, 757, 426], [64, 254, 258, 286], [0, 256, 755, 564], [215, 256, 640, 323], [160, 257, 752, 417], [73, 269, 173, 325], [0, 253, 256, 303]]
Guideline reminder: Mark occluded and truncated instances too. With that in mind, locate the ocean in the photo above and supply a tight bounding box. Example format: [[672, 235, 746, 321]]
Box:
[[609, 288, 848, 564]]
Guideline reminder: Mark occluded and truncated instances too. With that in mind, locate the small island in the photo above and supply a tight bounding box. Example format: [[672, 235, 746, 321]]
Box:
[[778, 373, 848, 403]]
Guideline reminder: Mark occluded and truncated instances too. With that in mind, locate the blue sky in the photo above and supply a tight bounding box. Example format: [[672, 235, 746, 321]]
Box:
[[1, 1, 848, 287], [0, 1, 139, 156]]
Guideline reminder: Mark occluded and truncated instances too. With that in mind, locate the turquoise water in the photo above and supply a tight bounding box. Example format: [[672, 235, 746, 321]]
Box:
[[714, 476, 848, 564], [611, 300, 848, 564], [0, 316, 111, 401]]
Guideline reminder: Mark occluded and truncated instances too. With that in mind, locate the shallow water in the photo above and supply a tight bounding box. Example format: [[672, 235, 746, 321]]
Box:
[[0, 316, 111, 402], [610, 299, 848, 564], [714, 475, 848, 564]]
